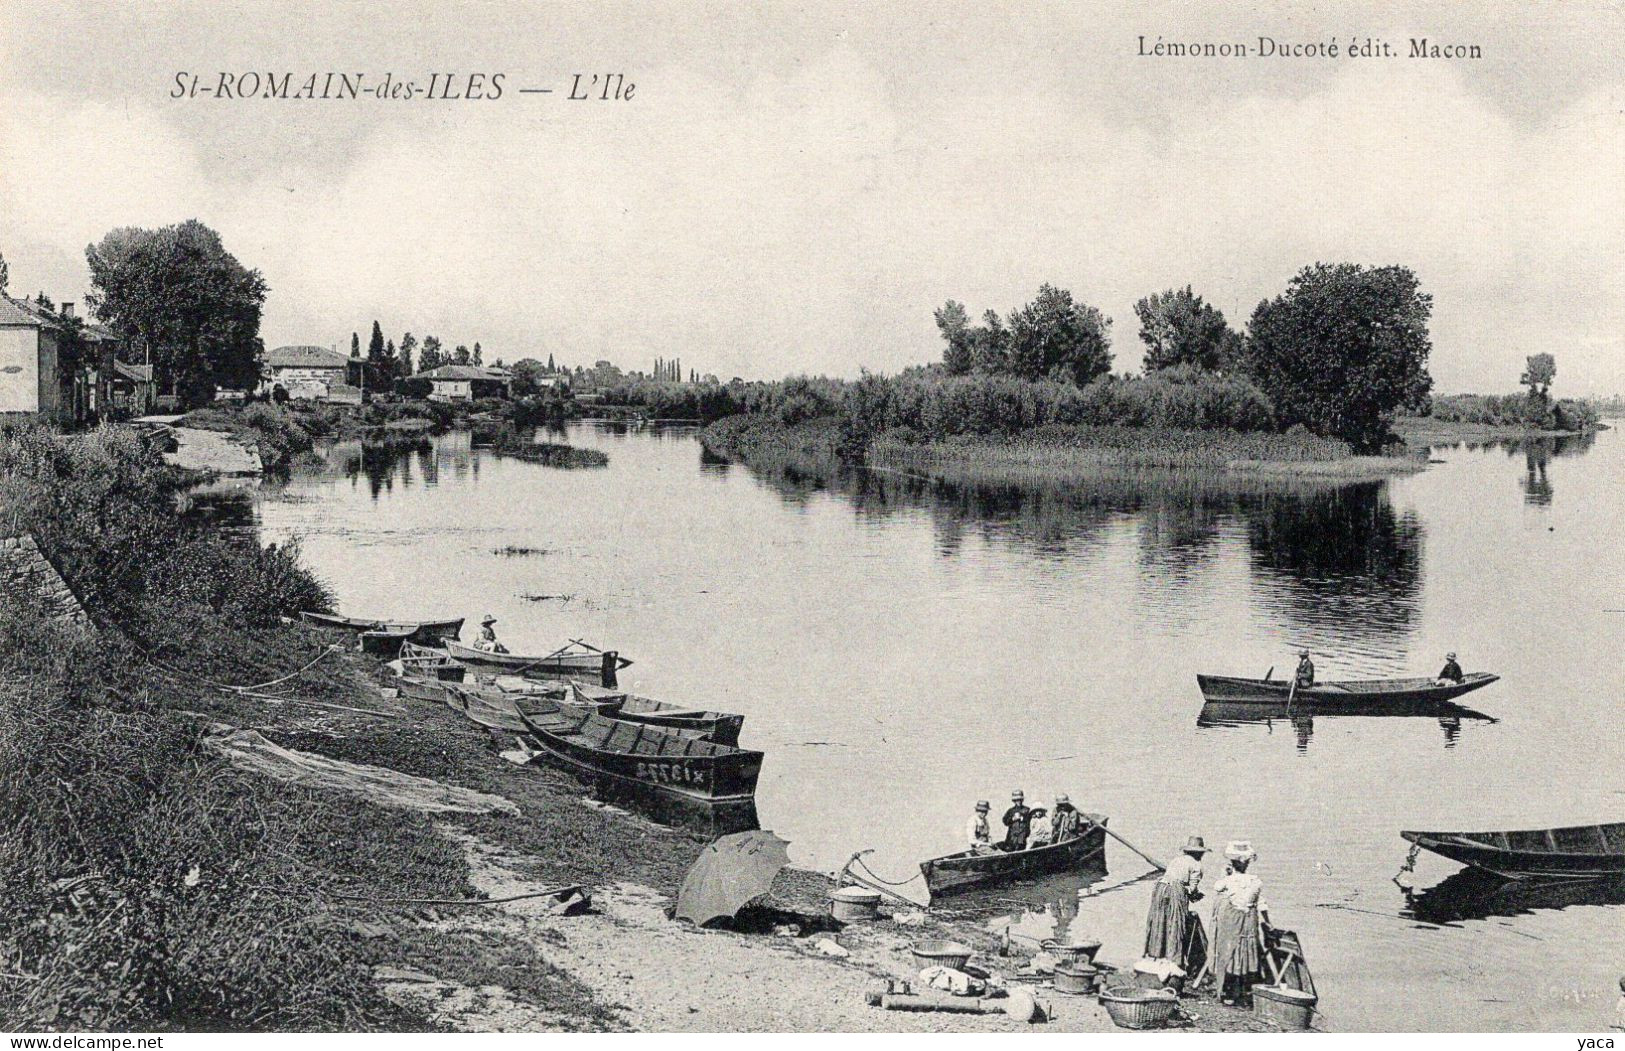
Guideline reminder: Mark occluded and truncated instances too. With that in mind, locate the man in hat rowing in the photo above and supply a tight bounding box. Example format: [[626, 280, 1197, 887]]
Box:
[[1437, 651, 1464, 685], [1050, 793, 1082, 842], [965, 800, 995, 854], [1144, 835, 1208, 971], [471, 613, 509, 654], [1001, 790, 1032, 852]]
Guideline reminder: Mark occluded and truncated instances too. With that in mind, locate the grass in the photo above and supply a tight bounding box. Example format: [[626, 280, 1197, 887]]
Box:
[[491, 436, 609, 469]]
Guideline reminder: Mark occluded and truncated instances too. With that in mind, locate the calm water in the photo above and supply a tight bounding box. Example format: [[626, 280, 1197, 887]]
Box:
[[246, 421, 1624, 1032]]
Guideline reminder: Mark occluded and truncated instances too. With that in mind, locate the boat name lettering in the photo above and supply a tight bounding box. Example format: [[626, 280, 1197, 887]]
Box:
[[636, 761, 706, 786]]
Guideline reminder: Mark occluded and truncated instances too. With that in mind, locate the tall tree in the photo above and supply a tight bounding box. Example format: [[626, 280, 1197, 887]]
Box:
[[1246, 263, 1434, 452], [934, 300, 973, 375], [1134, 285, 1241, 372], [398, 332, 417, 377], [472, 341, 483, 366], [85, 220, 268, 406], [0, 249, 9, 295], [1520, 353, 1556, 401], [547, 353, 555, 373], [452, 344, 471, 366], [419, 335, 443, 372], [350, 332, 360, 359], [1006, 283, 1112, 385]]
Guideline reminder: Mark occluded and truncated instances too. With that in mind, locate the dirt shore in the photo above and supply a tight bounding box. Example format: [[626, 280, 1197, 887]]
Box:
[[205, 648, 1284, 1034]]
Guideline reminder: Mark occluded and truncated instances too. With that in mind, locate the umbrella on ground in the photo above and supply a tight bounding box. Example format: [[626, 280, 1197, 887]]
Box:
[[673, 830, 791, 926]]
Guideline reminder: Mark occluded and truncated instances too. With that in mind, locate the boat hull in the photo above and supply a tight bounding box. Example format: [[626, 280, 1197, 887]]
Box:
[[1402, 822, 1625, 880], [1198, 672, 1498, 707], [920, 817, 1109, 898], [444, 640, 629, 687], [301, 611, 464, 643]]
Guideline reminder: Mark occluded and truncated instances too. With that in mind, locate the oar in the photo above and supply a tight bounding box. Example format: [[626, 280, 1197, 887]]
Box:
[[1285, 673, 1299, 717], [1079, 818, 1166, 872]]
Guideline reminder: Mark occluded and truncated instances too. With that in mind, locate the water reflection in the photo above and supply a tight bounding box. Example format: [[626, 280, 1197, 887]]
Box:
[[1198, 701, 1496, 752], [1402, 867, 1625, 924]]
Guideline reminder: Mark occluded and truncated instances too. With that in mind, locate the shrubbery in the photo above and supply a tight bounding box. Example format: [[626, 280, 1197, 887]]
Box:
[[1429, 392, 1599, 432]]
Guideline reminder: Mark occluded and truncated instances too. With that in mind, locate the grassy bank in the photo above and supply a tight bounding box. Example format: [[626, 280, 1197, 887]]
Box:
[[703, 414, 1423, 486], [1393, 414, 1608, 446], [491, 434, 609, 469]]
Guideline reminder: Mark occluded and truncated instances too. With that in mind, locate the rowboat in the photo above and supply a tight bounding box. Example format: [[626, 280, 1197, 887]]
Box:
[[300, 611, 465, 642], [1401, 822, 1625, 881], [514, 701, 763, 806], [547, 681, 744, 746], [442, 639, 631, 687], [1197, 672, 1498, 706], [919, 816, 1108, 899]]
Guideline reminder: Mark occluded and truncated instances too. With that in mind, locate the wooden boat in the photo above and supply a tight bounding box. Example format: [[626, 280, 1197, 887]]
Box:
[[359, 626, 416, 658], [530, 681, 744, 746], [393, 642, 467, 703], [919, 815, 1109, 899], [301, 611, 464, 642], [514, 701, 763, 805], [443, 639, 631, 687], [1197, 672, 1498, 706], [1401, 822, 1625, 881]]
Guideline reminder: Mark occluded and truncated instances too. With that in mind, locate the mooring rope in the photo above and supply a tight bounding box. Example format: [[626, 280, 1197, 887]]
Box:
[[854, 856, 923, 887]]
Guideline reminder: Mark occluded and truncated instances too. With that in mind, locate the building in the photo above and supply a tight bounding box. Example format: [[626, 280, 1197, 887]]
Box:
[[110, 361, 156, 417], [263, 344, 353, 401], [419, 364, 512, 402], [0, 294, 115, 424]]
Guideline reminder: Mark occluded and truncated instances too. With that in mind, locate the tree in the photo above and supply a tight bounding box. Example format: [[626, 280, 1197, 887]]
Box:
[[452, 344, 471, 366], [472, 341, 483, 366], [419, 335, 443, 372], [1006, 283, 1113, 385], [85, 220, 268, 406], [509, 358, 548, 396], [1134, 286, 1242, 372], [398, 332, 417, 376], [934, 300, 973, 375], [547, 353, 555, 373], [0, 250, 9, 295], [350, 332, 360, 359], [1245, 263, 1434, 452], [1520, 353, 1556, 401]]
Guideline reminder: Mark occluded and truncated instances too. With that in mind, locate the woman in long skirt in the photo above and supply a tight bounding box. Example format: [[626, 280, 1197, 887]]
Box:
[[1210, 841, 1268, 1005], [1143, 836, 1208, 968]]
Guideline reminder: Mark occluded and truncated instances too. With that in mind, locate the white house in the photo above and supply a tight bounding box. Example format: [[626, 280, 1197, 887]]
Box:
[[419, 364, 512, 402], [263, 344, 352, 400], [0, 294, 64, 418]]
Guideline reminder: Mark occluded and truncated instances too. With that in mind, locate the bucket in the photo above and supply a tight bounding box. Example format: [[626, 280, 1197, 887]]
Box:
[[1252, 984, 1317, 1030], [1052, 962, 1098, 995], [829, 886, 881, 922]]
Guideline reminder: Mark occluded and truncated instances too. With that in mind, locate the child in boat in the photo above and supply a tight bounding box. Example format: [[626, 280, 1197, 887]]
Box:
[[965, 800, 995, 855], [1027, 808, 1052, 848]]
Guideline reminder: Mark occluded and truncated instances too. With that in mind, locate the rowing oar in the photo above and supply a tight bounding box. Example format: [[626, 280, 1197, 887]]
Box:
[[1285, 674, 1299, 717], [1080, 818, 1166, 872]]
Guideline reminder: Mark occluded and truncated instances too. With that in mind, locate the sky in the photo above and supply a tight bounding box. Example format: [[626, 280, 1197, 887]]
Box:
[[1, 0, 1621, 394]]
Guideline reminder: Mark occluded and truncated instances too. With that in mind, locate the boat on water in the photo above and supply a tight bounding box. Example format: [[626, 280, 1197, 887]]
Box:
[[1197, 672, 1498, 707], [919, 817, 1109, 899], [441, 639, 631, 687], [300, 611, 465, 642], [1401, 822, 1625, 881], [542, 681, 745, 746], [514, 700, 763, 806]]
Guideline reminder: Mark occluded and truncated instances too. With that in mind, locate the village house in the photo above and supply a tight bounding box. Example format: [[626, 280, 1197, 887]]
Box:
[[419, 364, 513, 402], [0, 294, 116, 424], [110, 361, 156, 417], [262, 344, 358, 402]]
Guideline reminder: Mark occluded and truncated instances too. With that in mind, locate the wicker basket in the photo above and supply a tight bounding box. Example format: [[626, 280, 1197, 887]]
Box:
[[909, 939, 972, 970], [1099, 985, 1178, 1030]]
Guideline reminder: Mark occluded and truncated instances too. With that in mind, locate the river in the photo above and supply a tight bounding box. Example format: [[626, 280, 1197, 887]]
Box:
[[242, 419, 1624, 1032]]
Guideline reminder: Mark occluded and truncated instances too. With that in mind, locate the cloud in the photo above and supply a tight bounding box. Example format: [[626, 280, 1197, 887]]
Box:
[[0, 11, 1621, 394]]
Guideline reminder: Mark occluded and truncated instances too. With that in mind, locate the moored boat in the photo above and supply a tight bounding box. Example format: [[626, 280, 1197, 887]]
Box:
[[514, 701, 763, 806], [301, 611, 465, 643], [443, 639, 631, 687], [1401, 822, 1625, 881], [1197, 672, 1498, 706], [545, 681, 744, 746], [919, 816, 1109, 899]]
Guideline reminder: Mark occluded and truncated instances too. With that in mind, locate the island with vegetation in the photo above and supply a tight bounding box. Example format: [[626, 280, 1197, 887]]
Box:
[[694, 264, 1602, 485]]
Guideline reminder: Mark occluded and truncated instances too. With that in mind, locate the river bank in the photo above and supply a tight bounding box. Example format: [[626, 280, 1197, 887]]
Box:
[[0, 420, 1273, 1032], [1392, 415, 1609, 446], [701, 415, 1426, 485]]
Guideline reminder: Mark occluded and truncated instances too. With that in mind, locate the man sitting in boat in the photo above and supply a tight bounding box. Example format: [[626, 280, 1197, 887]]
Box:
[[1001, 790, 1031, 851], [966, 800, 995, 854], [1294, 650, 1315, 688], [1027, 807, 1052, 849], [1436, 651, 1464, 685], [472, 614, 509, 654], [1050, 794, 1082, 842]]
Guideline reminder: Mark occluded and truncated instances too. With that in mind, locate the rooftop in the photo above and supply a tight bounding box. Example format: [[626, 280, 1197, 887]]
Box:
[[265, 344, 350, 369], [0, 294, 59, 329], [419, 365, 511, 381]]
